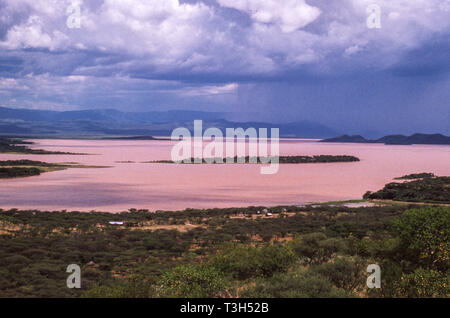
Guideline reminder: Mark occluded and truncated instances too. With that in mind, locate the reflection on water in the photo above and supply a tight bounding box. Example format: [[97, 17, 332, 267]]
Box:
[[0, 139, 449, 212]]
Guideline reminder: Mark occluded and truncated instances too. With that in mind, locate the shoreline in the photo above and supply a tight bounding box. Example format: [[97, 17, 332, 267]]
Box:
[[2, 199, 449, 214]]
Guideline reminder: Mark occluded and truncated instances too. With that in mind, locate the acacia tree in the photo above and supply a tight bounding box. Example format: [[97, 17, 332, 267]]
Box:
[[392, 207, 449, 271]]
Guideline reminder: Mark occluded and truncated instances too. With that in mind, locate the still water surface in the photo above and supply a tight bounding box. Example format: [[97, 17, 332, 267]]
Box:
[[0, 139, 449, 212]]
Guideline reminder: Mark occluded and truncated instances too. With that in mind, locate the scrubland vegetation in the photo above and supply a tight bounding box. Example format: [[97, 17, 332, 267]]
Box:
[[0, 201, 448, 298]]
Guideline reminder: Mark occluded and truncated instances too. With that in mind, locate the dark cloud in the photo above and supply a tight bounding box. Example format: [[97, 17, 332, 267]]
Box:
[[0, 0, 448, 135]]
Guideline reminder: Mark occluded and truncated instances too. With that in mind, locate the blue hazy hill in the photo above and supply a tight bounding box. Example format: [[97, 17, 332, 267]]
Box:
[[0, 106, 338, 138]]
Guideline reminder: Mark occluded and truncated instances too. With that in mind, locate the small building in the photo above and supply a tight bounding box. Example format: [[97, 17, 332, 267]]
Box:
[[109, 221, 124, 225], [266, 212, 273, 217]]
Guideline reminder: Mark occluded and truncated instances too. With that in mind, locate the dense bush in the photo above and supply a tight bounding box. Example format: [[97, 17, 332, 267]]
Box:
[[159, 264, 227, 298], [289, 233, 345, 265], [241, 269, 351, 298], [312, 256, 366, 292], [398, 268, 449, 298], [392, 207, 449, 271], [211, 243, 296, 280]]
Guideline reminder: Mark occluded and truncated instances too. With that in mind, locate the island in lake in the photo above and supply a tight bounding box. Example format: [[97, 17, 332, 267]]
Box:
[[149, 155, 360, 164], [321, 133, 450, 145]]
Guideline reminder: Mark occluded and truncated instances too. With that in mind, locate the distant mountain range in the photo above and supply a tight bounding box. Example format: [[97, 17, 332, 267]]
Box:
[[0, 106, 226, 123], [0, 106, 338, 138], [321, 134, 450, 145]]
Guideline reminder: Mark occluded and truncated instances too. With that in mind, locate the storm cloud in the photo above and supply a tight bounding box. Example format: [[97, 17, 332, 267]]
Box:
[[0, 0, 449, 135]]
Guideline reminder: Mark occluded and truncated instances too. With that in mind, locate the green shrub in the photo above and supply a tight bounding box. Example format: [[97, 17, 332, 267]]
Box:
[[159, 264, 227, 298], [398, 268, 449, 298], [290, 233, 345, 265], [312, 256, 366, 292], [82, 276, 155, 298], [392, 207, 450, 270], [212, 243, 296, 280], [241, 269, 352, 298]]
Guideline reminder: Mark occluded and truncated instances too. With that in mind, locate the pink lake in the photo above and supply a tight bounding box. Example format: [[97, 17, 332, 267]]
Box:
[[0, 139, 449, 212]]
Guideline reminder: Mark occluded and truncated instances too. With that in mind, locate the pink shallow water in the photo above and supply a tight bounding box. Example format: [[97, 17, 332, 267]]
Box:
[[0, 139, 449, 212]]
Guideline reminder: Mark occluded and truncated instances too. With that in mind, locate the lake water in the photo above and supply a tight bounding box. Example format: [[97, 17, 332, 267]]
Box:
[[0, 139, 449, 212]]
